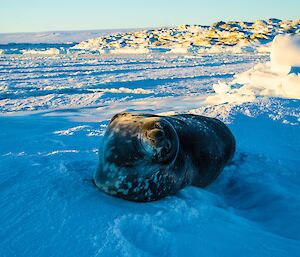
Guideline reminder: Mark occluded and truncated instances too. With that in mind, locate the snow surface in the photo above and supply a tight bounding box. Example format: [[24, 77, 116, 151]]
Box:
[[0, 44, 300, 257]]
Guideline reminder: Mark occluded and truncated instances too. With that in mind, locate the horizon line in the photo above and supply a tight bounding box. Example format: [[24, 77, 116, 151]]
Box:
[[0, 17, 293, 34]]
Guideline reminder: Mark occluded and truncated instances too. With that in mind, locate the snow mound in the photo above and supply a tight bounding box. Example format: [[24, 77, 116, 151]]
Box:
[[210, 34, 300, 104], [21, 48, 60, 55]]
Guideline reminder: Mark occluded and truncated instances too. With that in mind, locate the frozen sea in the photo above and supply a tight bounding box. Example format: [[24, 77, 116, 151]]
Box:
[[0, 44, 299, 257]]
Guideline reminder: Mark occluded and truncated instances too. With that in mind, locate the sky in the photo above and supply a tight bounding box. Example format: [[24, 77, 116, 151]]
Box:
[[1, 0, 299, 33]]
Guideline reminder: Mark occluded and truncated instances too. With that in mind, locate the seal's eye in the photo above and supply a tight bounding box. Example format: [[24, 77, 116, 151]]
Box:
[[154, 122, 162, 129]]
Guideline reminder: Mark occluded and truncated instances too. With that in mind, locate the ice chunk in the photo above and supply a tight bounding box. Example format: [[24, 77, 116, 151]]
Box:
[[213, 81, 231, 93], [270, 34, 300, 75], [211, 35, 300, 101], [21, 48, 60, 55]]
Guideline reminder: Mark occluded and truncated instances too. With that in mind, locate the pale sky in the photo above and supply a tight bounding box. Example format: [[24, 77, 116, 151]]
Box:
[[1, 0, 299, 33]]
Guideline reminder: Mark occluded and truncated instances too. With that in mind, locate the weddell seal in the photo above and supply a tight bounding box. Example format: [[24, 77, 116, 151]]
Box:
[[94, 112, 235, 202]]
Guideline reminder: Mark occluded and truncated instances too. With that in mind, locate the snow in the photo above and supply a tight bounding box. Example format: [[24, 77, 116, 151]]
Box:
[[0, 41, 300, 257]]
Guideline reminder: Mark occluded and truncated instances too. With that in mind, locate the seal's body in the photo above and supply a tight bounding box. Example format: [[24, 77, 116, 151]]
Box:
[[95, 113, 235, 202]]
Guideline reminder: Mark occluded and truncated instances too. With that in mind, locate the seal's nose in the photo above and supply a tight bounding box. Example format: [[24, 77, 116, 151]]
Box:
[[136, 118, 179, 164], [146, 129, 165, 144]]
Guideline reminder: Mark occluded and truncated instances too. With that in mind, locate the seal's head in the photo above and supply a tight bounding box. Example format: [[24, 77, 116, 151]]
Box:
[[94, 112, 180, 201]]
